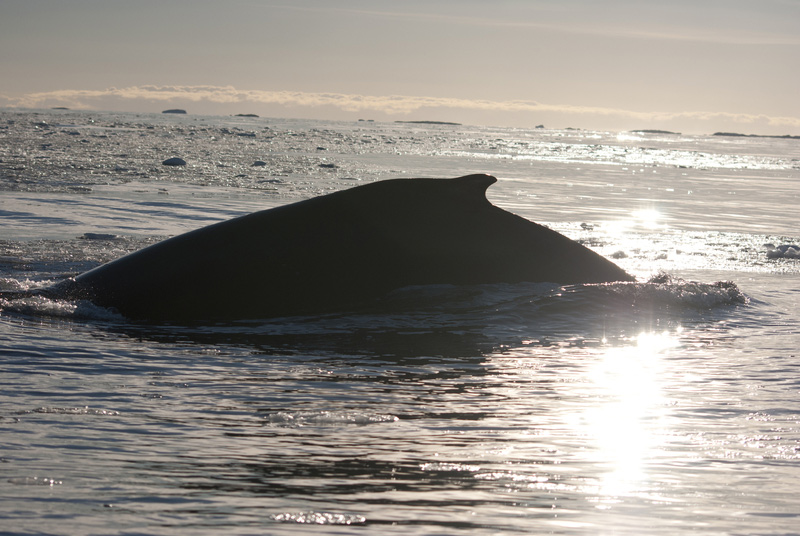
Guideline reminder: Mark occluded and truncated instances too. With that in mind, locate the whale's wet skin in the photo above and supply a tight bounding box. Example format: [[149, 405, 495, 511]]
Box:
[[11, 174, 632, 322], [1, 110, 800, 535]]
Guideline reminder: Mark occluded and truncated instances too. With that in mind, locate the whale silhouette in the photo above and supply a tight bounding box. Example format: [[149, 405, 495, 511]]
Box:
[[18, 174, 634, 322]]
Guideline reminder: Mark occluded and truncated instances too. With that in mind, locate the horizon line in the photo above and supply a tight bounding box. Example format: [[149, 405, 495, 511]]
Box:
[[2, 85, 798, 135]]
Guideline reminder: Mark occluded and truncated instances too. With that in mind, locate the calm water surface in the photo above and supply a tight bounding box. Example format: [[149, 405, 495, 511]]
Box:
[[1, 110, 799, 535]]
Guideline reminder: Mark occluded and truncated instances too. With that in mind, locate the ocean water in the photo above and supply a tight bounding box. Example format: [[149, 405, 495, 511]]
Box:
[[1, 109, 799, 535]]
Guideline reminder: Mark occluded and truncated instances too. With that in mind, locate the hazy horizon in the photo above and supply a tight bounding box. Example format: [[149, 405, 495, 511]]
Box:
[[2, 0, 798, 135]]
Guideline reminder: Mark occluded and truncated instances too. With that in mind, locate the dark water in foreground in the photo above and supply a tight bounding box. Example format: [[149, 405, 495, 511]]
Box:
[[1, 110, 799, 535]]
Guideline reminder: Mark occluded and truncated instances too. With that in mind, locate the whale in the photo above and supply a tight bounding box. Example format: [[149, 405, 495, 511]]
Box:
[[13, 174, 634, 322]]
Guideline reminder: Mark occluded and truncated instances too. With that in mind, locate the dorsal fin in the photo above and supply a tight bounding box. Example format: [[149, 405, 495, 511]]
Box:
[[450, 174, 497, 204], [453, 174, 497, 191]]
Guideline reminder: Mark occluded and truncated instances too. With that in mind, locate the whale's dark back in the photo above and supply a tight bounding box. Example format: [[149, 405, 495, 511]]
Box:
[[54, 174, 633, 321]]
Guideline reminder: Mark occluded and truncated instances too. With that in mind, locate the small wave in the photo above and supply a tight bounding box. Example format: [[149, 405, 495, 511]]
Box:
[[16, 406, 120, 416], [563, 274, 747, 311], [420, 462, 482, 472], [1, 294, 78, 317], [387, 278, 747, 318], [270, 511, 366, 525], [630, 274, 748, 309], [1, 277, 41, 292], [265, 410, 399, 427], [0, 277, 124, 321], [7, 476, 63, 486], [0, 294, 124, 321]]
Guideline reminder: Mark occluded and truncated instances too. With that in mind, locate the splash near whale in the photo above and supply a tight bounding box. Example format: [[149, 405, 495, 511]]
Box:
[[21, 174, 634, 322]]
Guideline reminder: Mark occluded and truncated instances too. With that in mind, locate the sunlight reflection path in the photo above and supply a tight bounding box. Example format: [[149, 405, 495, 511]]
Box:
[[485, 329, 682, 507], [576, 330, 679, 499]]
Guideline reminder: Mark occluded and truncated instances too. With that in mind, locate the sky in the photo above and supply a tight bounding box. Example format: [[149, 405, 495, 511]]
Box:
[[1, 0, 798, 134]]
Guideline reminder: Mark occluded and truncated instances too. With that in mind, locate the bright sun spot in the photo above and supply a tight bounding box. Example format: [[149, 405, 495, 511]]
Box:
[[581, 330, 678, 499], [604, 208, 666, 239], [630, 209, 663, 230]]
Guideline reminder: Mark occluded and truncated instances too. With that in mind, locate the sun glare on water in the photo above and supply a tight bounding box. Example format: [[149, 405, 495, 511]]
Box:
[[605, 208, 666, 236], [577, 330, 680, 499], [630, 209, 663, 230], [488, 329, 683, 505]]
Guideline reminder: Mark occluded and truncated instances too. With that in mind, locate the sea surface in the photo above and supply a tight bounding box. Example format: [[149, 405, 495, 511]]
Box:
[[1, 109, 799, 535]]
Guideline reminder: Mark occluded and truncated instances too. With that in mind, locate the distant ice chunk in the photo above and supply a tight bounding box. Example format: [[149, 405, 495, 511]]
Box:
[[79, 233, 121, 240], [764, 243, 800, 259]]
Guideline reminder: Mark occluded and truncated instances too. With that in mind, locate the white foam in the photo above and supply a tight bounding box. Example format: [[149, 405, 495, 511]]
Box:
[[19, 406, 120, 416], [0, 294, 123, 321], [420, 462, 482, 472], [270, 511, 366, 525], [632, 274, 748, 309]]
